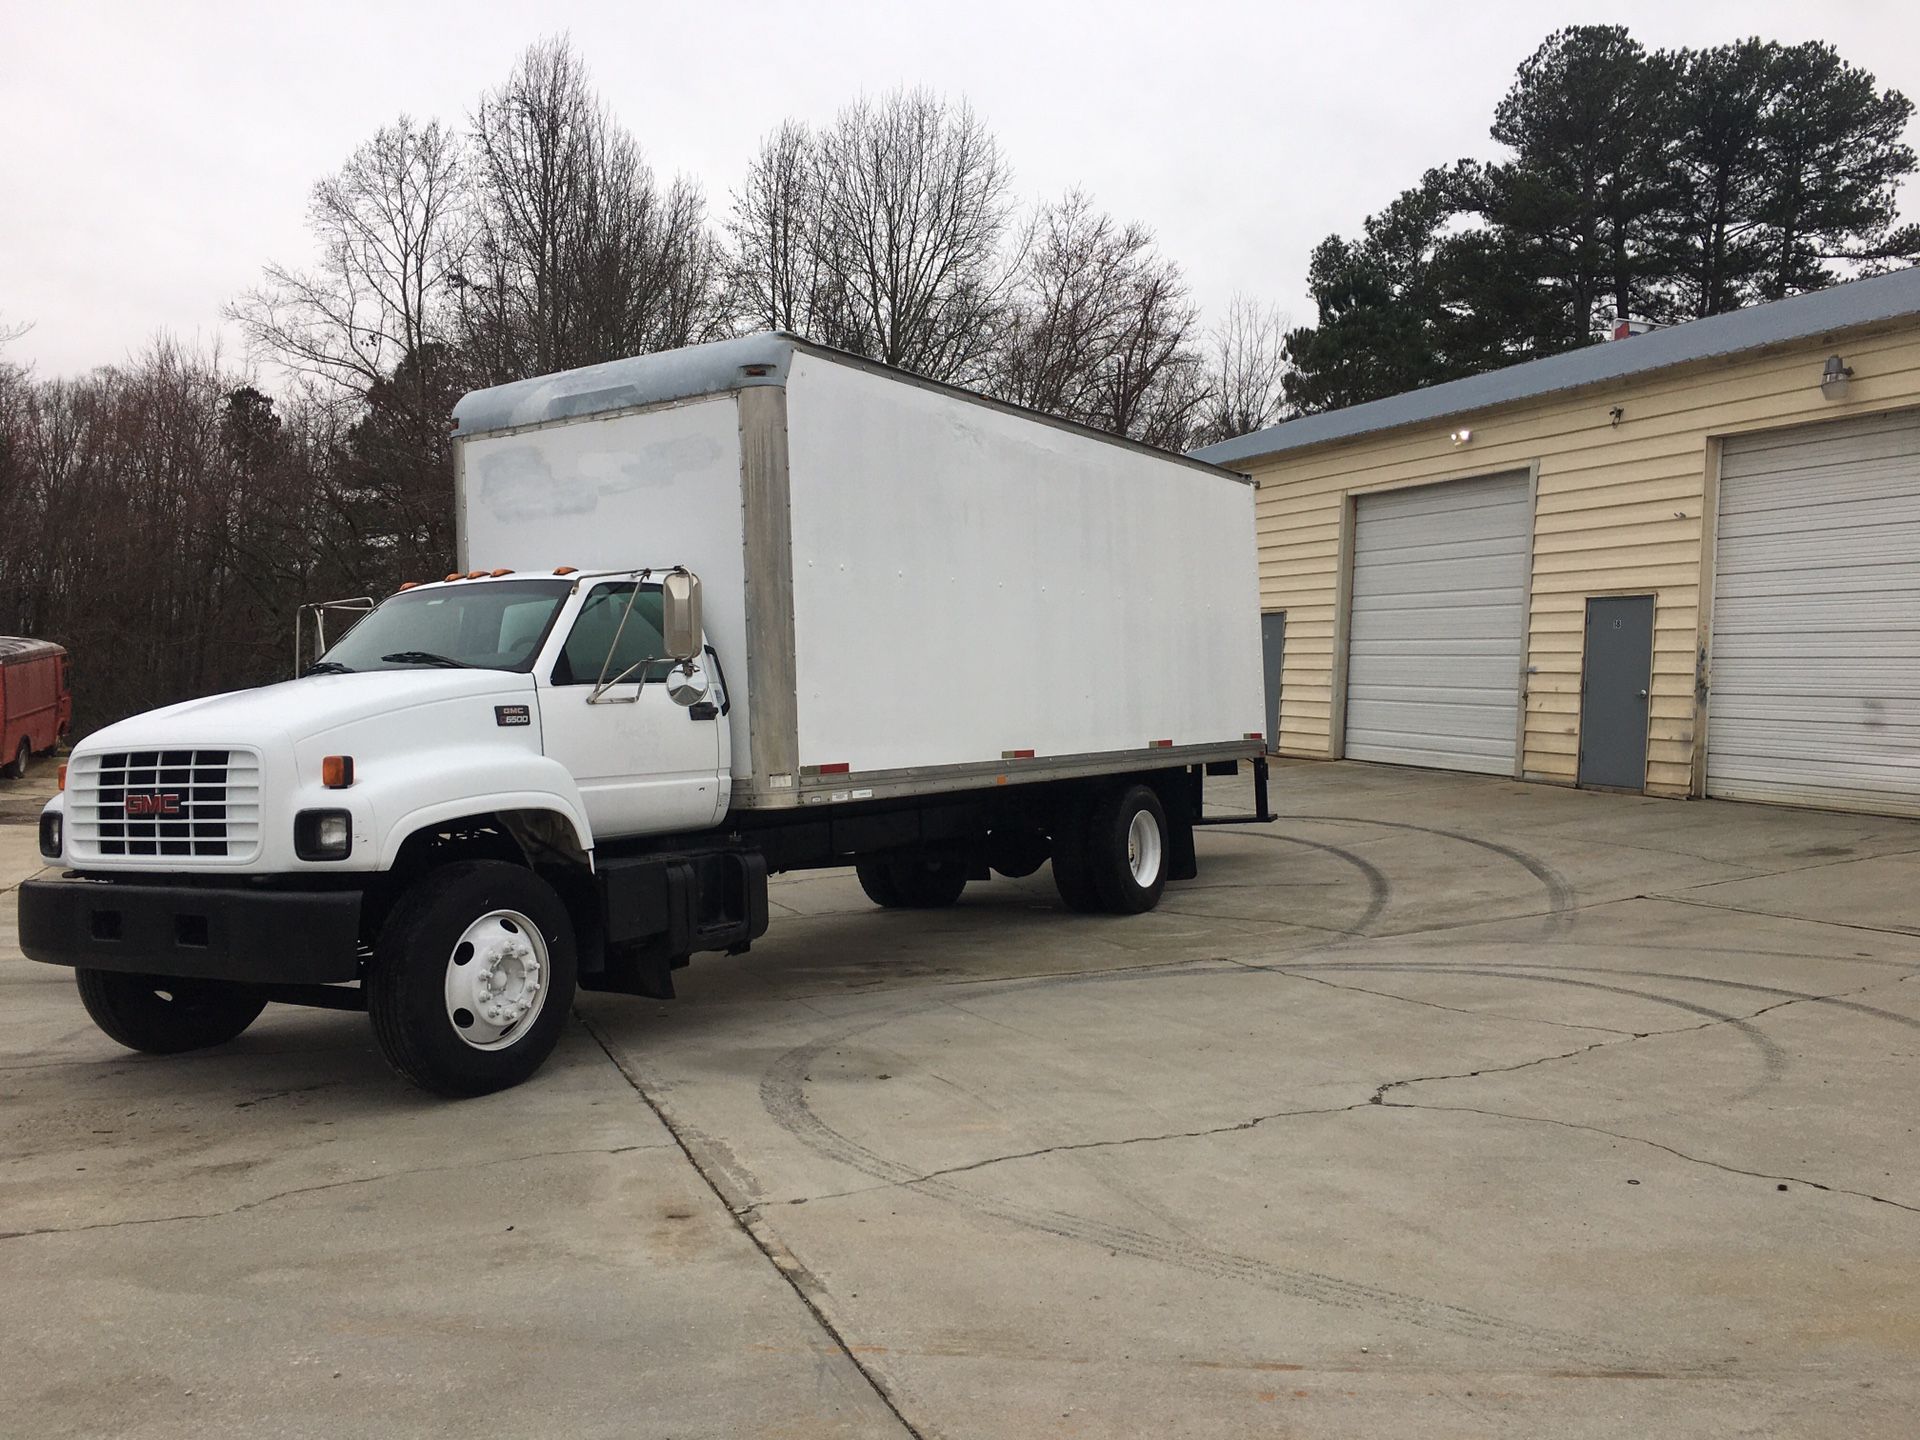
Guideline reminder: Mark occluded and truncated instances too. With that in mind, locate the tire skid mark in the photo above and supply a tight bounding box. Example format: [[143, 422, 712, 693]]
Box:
[[738, 813, 1683, 1369], [759, 1024, 1633, 1365], [1291, 964, 1789, 1100]]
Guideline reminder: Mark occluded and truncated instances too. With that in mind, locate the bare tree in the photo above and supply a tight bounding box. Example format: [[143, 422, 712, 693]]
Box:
[[230, 115, 469, 396], [989, 190, 1204, 445], [728, 120, 855, 347], [729, 89, 1016, 383], [466, 36, 724, 381], [1191, 295, 1290, 447]]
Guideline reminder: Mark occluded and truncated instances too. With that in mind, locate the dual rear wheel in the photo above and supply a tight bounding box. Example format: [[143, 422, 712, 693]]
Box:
[[854, 782, 1172, 917]]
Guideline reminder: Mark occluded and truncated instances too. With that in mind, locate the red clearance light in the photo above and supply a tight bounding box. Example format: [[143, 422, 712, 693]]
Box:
[[321, 755, 355, 789], [817, 762, 851, 775], [1002, 749, 1035, 760], [1245, 732, 1264, 741], [1149, 739, 1173, 748]]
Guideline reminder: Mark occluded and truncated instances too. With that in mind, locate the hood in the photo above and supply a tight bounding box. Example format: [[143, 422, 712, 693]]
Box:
[[80, 669, 538, 752]]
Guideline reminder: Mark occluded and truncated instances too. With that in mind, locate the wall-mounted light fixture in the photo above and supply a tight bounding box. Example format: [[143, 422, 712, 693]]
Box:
[[1450, 428, 1473, 446], [1608, 405, 1625, 426], [1821, 354, 1854, 401]]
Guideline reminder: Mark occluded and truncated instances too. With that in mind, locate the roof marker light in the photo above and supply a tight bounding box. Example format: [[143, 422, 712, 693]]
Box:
[[445, 572, 462, 582], [490, 568, 514, 577], [554, 566, 579, 576]]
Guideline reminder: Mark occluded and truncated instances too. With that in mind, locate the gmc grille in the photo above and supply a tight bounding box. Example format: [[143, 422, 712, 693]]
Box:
[[69, 748, 263, 862]]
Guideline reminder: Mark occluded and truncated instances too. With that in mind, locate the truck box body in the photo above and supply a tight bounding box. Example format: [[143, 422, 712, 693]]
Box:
[[454, 336, 1265, 809]]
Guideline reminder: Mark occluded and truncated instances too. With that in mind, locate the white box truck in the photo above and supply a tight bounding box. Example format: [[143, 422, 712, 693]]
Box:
[[21, 336, 1270, 1095]]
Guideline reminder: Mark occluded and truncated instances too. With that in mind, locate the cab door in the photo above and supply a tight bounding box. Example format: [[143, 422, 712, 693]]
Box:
[[536, 580, 726, 839]]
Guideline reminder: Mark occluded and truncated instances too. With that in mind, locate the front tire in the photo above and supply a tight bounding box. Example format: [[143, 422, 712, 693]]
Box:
[[367, 861, 577, 1097], [75, 970, 267, 1054]]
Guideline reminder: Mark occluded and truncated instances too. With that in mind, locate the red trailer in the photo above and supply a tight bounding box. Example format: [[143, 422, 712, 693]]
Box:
[[0, 638, 71, 779]]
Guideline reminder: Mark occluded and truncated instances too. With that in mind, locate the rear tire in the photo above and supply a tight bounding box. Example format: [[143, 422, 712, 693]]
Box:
[[367, 861, 576, 1097], [75, 970, 267, 1054], [1086, 784, 1170, 914], [5, 739, 27, 780], [856, 860, 905, 908], [857, 857, 967, 909], [1050, 796, 1106, 914]]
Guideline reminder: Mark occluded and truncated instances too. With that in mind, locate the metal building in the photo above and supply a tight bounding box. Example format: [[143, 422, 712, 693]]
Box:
[[1193, 267, 1920, 817]]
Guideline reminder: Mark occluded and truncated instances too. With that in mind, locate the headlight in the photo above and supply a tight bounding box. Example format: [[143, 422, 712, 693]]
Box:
[[38, 810, 62, 860], [294, 809, 354, 861]]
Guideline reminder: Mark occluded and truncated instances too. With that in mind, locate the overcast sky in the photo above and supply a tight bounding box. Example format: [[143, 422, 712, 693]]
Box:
[[5, 0, 1918, 381]]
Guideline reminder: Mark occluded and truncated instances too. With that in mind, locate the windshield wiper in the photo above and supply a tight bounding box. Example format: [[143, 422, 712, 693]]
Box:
[[381, 651, 471, 669], [303, 661, 355, 676]]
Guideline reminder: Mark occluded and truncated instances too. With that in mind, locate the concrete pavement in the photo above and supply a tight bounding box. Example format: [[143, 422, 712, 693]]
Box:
[[3, 761, 1918, 1436]]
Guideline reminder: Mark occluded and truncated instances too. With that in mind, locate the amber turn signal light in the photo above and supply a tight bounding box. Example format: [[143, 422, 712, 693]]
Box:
[[322, 755, 355, 789], [58, 763, 68, 791]]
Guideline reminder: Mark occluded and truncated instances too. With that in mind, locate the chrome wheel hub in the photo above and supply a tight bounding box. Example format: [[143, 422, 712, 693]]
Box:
[[444, 909, 549, 1051], [1126, 809, 1163, 887]]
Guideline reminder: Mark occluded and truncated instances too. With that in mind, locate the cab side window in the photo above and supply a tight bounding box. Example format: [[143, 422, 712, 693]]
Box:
[[551, 583, 674, 686]]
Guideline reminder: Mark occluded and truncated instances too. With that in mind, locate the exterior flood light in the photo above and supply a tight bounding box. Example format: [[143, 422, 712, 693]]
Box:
[[1450, 428, 1473, 446], [1821, 354, 1853, 400]]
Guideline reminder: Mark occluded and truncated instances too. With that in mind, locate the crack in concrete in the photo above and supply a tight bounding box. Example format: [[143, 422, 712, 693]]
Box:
[[0, 1142, 661, 1242], [1364, 974, 1911, 1106], [1241, 964, 1641, 1037], [743, 1102, 1376, 1213], [1378, 1100, 1920, 1215], [1651, 892, 1920, 940], [749, 973, 1919, 1221]]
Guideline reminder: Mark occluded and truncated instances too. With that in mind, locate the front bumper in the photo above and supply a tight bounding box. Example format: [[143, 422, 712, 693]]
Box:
[[17, 876, 363, 984]]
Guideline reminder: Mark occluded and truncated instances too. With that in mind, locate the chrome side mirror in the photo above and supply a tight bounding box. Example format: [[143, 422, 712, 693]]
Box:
[[665, 661, 710, 708], [662, 570, 702, 660]]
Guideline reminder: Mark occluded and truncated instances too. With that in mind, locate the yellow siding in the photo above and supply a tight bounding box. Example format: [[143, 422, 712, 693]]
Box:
[[1250, 322, 1920, 796]]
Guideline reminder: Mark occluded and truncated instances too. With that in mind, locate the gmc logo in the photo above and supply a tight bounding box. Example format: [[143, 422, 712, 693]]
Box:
[[124, 793, 182, 817]]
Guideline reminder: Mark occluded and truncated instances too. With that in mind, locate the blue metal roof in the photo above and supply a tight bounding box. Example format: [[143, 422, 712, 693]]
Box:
[[1191, 266, 1920, 468]]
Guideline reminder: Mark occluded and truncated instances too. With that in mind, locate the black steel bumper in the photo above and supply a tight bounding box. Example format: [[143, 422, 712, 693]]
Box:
[[17, 876, 363, 984]]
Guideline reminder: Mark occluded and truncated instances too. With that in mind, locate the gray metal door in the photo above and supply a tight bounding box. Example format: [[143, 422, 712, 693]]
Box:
[[1578, 595, 1654, 791], [1260, 612, 1285, 752], [1346, 473, 1531, 774], [1712, 410, 1920, 816]]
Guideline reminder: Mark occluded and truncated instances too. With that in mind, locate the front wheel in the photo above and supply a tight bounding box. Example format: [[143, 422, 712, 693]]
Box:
[[367, 861, 577, 1096], [75, 970, 267, 1054]]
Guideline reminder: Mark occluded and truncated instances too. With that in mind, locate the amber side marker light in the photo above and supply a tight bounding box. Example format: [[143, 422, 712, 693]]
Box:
[[58, 763, 68, 791], [444, 572, 463, 582], [490, 567, 514, 577], [322, 755, 355, 789], [553, 565, 579, 575]]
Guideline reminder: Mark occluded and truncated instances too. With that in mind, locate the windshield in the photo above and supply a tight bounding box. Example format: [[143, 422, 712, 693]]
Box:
[[313, 579, 572, 674]]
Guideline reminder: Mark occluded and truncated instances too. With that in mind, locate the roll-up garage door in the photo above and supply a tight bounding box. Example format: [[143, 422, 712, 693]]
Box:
[[1345, 473, 1530, 774], [1710, 409, 1920, 816]]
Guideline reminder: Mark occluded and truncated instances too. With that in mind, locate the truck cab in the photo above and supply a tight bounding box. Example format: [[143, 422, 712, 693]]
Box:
[[22, 566, 757, 1096]]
